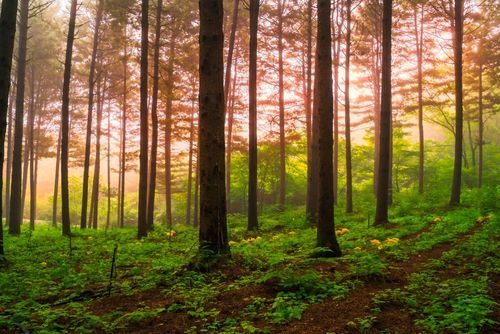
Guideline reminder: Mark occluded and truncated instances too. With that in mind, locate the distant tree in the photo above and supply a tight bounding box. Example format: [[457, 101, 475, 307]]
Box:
[[60, 0, 78, 236], [81, 0, 104, 229], [147, 0, 163, 231], [248, 0, 260, 231], [450, 0, 463, 206], [137, 0, 149, 238], [0, 0, 19, 255], [374, 0, 392, 226], [344, 0, 353, 213], [198, 0, 229, 253], [315, 0, 341, 257], [277, 0, 286, 210], [9, 0, 30, 236]]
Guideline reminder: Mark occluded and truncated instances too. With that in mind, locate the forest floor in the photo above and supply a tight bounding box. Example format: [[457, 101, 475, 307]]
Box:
[[0, 201, 499, 333]]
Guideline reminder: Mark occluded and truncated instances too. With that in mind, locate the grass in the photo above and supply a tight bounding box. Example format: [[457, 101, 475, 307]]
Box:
[[0, 200, 498, 333]]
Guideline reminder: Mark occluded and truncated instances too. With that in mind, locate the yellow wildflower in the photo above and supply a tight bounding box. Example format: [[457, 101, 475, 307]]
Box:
[[288, 231, 296, 236], [41, 262, 48, 267], [433, 217, 442, 223], [354, 247, 362, 251], [336, 228, 350, 235], [385, 237, 399, 245], [272, 235, 280, 240], [228, 240, 237, 247], [370, 239, 381, 247]]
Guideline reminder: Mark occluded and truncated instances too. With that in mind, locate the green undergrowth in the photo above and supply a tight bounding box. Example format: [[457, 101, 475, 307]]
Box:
[[0, 202, 497, 333]]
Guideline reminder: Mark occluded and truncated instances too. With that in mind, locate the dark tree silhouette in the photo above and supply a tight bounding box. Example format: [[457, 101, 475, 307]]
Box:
[[374, 0, 392, 226], [0, 0, 19, 255], [315, 0, 342, 257], [137, 0, 149, 238], [198, 0, 229, 253]]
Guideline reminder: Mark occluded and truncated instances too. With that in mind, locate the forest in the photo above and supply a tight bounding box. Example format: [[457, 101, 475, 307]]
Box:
[[0, 0, 499, 332]]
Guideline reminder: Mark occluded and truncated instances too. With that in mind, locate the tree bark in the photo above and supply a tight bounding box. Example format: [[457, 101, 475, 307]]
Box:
[[52, 125, 62, 227], [315, 0, 341, 257], [198, 0, 229, 253], [306, 0, 315, 215], [81, 0, 104, 229], [106, 97, 111, 230], [164, 32, 175, 228], [415, 4, 424, 194], [278, 0, 286, 209], [9, 0, 30, 235], [224, 0, 239, 108], [477, 44, 483, 188], [147, 0, 162, 231], [450, 0, 463, 206], [248, 0, 259, 231], [186, 97, 196, 225], [60, 0, 78, 236], [118, 24, 128, 228], [137, 0, 149, 238], [5, 85, 15, 227], [374, 0, 392, 226], [226, 45, 239, 210], [344, 0, 353, 214], [0, 0, 19, 255]]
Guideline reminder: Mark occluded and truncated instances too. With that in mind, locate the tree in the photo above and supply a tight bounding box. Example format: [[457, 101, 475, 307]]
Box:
[[450, 0, 463, 206], [60, 0, 78, 236], [0, 0, 19, 255], [374, 0, 392, 226], [9, 0, 30, 235], [81, 0, 104, 229], [414, 1, 425, 193], [147, 0, 163, 231], [248, 0, 260, 231], [198, 0, 229, 254], [315, 0, 341, 257], [137, 0, 149, 238], [344, 0, 353, 213], [277, 0, 286, 209]]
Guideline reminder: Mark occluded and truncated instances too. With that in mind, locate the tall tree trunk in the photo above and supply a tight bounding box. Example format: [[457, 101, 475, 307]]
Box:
[[81, 0, 104, 229], [333, 1, 342, 206], [278, 0, 286, 209], [224, 0, 239, 107], [137, 0, 149, 238], [30, 107, 41, 230], [450, 0, 463, 206], [186, 97, 196, 225], [415, 4, 424, 193], [89, 76, 103, 230], [164, 32, 175, 228], [119, 24, 128, 228], [5, 85, 15, 227], [226, 45, 239, 210], [0, 0, 19, 256], [198, 0, 229, 254], [52, 126, 62, 227], [193, 145, 200, 228], [248, 0, 259, 231], [316, 0, 341, 257], [306, 0, 316, 219], [477, 46, 483, 188], [106, 97, 111, 230], [60, 0, 78, 236], [147, 0, 162, 231], [344, 0, 353, 214], [9, 0, 30, 235], [28, 67, 38, 230], [374, 0, 392, 226]]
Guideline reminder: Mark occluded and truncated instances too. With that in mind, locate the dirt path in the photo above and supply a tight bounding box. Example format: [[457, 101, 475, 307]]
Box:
[[271, 220, 487, 334]]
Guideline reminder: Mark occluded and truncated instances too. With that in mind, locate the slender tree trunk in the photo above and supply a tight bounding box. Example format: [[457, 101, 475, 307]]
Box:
[[467, 119, 475, 167], [106, 97, 111, 230], [119, 25, 128, 228], [147, 0, 162, 231], [30, 108, 41, 230], [450, 0, 463, 206], [28, 68, 38, 230], [52, 126, 61, 227], [316, 0, 341, 257], [248, 0, 260, 231], [278, 0, 286, 209], [60, 0, 78, 236], [89, 76, 103, 230], [0, 0, 19, 256], [5, 85, 15, 227], [186, 98, 196, 225], [164, 32, 175, 228], [81, 0, 104, 229], [224, 0, 239, 108], [344, 0, 353, 214], [333, 2, 342, 206], [374, 0, 392, 226], [193, 146, 200, 228], [198, 0, 229, 254], [137, 0, 149, 238], [477, 51, 483, 188], [226, 46, 239, 210], [306, 0, 316, 221], [9, 0, 30, 235], [415, 4, 424, 193]]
